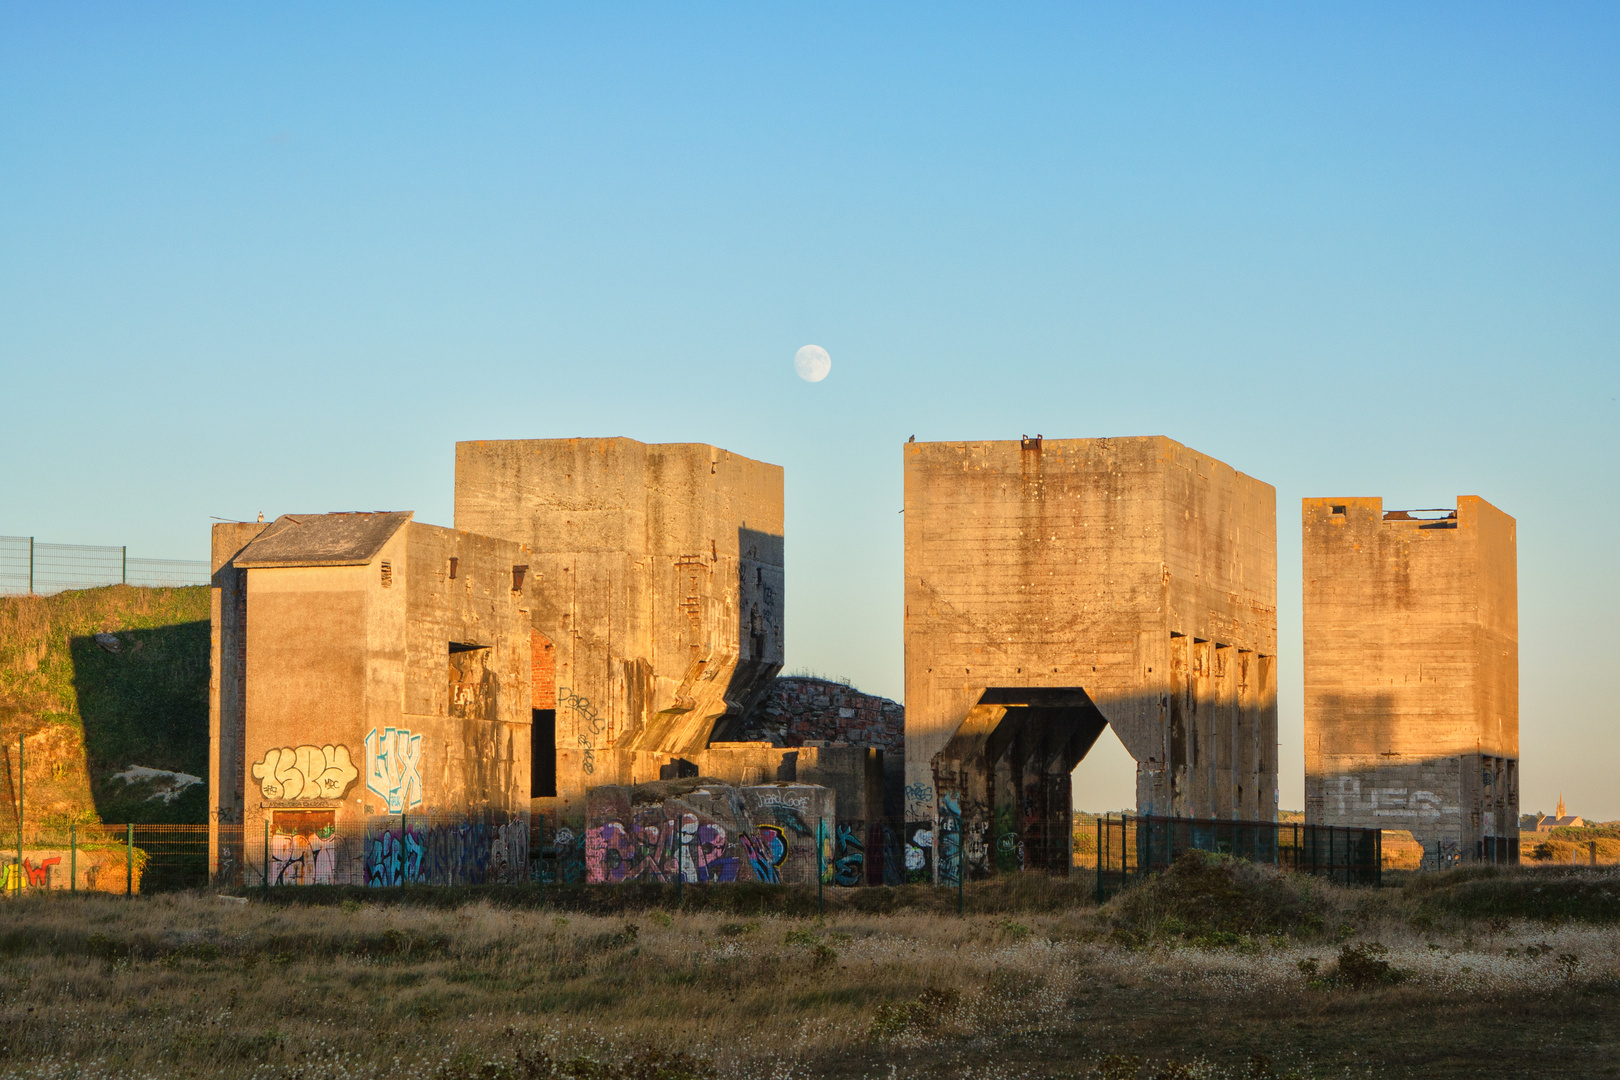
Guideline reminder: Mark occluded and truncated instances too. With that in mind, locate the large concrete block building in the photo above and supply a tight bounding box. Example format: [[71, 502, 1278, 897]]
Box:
[[904, 436, 1278, 879], [209, 512, 533, 885], [1303, 497, 1518, 863], [453, 438, 786, 825]]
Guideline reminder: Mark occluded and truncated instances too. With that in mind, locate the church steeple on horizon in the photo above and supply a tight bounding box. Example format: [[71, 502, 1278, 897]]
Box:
[[1557, 794, 1566, 820]]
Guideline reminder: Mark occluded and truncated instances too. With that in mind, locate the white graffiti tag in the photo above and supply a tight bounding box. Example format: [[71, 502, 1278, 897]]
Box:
[[251, 745, 359, 801], [365, 727, 424, 813]]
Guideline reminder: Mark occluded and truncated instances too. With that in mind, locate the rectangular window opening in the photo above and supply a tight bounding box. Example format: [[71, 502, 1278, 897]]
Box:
[[449, 556, 459, 579], [512, 564, 528, 592], [1331, 505, 1346, 515], [380, 560, 392, 588], [531, 709, 557, 797]]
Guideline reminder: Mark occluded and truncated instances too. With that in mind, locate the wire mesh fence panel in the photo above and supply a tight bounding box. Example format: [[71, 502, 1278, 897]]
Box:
[[126, 558, 210, 588], [0, 537, 28, 594], [30, 543, 126, 594], [0, 536, 208, 595]]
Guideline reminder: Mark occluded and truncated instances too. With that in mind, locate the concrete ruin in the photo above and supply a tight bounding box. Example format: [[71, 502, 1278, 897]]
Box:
[[209, 512, 533, 885], [1303, 497, 1519, 864], [452, 438, 787, 824], [904, 436, 1278, 880]]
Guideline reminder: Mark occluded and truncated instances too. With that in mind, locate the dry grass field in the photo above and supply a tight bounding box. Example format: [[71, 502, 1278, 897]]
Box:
[[1, 856, 1618, 1080]]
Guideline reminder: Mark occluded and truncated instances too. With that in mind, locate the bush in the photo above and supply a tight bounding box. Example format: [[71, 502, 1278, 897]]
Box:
[[1105, 850, 1330, 944], [1329, 942, 1407, 989]]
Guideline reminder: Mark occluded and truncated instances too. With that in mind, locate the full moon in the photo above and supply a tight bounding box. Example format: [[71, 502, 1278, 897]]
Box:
[[794, 344, 831, 382]]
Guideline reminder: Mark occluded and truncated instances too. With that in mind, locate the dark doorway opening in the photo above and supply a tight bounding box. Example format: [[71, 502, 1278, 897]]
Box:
[[531, 709, 556, 797]]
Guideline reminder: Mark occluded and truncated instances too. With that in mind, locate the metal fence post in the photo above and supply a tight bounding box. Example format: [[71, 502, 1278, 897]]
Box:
[[70, 823, 76, 894], [27, 537, 34, 594], [121, 546, 127, 585], [125, 824, 133, 897], [816, 818, 824, 916], [1094, 815, 1102, 904], [956, 805, 964, 917], [263, 818, 270, 896]]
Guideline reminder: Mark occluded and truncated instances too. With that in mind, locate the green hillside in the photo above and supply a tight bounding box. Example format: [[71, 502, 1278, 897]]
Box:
[[0, 585, 211, 826]]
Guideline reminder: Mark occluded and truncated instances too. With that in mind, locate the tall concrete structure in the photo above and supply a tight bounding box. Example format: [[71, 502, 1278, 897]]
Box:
[[454, 438, 785, 824], [209, 512, 533, 884], [904, 436, 1278, 878], [1303, 497, 1518, 863]]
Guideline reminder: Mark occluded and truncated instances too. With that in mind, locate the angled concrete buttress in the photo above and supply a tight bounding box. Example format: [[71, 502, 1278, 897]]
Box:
[[904, 436, 1278, 880]]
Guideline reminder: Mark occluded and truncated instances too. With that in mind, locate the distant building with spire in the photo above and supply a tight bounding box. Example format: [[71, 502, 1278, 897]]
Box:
[[1527, 796, 1584, 833]]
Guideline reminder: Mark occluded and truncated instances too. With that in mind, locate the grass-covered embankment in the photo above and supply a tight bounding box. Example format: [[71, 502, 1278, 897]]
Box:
[[0, 585, 210, 825]]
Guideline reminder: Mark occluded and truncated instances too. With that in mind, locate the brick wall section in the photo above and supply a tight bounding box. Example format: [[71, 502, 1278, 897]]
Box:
[[738, 677, 903, 754], [531, 630, 556, 710]]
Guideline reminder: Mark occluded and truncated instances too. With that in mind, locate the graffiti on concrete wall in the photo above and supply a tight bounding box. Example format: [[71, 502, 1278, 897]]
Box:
[[24, 856, 62, 888], [558, 687, 604, 776], [271, 811, 340, 886], [833, 824, 865, 887], [905, 823, 933, 884], [363, 818, 529, 887], [585, 783, 834, 886], [938, 794, 962, 886], [588, 812, 744, 884], [2, 850, 134, 894], [365, 727, 424, 813], [1329, 775, 1458, 822], [542, 824, 586, 885], [741, 825, 790, 883], [252, 744, 359, 801], [904, 781, 935, 820]]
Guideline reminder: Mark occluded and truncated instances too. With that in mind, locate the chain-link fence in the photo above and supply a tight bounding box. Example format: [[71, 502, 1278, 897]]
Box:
[[0, 536, 208, 595]]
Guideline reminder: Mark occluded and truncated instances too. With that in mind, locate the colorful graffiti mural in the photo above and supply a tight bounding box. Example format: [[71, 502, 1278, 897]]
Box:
[[585, 782, 834, 886], [1, 849, 137, 894], [833, 824, 865, 887], [270, 810, 340, 885], [362, 817, 528, 886]]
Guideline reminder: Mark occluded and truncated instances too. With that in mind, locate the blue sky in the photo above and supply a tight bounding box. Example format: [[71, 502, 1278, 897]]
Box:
[[2, 4, 1616, 816]]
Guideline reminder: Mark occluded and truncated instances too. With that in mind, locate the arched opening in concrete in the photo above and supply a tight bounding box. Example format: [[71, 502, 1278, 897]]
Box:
[[930, 688, 1107, 877]]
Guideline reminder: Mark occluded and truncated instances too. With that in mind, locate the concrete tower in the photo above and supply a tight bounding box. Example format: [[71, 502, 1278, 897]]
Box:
[[904, 436, 1278, 879], [1303, 496, 1519, 864]]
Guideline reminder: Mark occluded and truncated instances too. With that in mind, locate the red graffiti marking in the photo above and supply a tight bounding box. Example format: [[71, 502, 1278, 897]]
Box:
[[24, 856, 62, 887]]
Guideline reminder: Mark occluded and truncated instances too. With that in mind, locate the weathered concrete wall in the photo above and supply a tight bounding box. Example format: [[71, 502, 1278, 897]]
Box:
[[904, 436, 1278, 879], [209, 521, 270, 870], [400, 525, 533, 820], [585, 779, 833, 884], [212, 515, 533, 884], [454, 438, 785, 823], [1303, 497, 1519, 862]]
